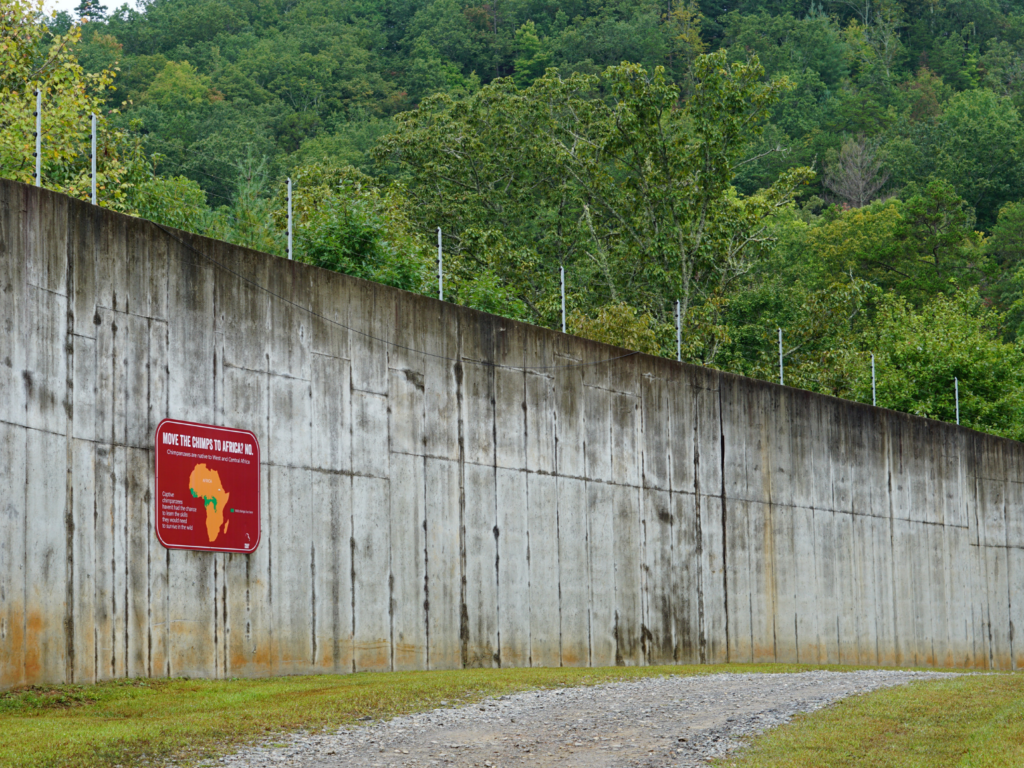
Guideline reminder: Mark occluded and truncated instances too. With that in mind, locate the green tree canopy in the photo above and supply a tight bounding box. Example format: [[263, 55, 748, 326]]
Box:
[[376, 51, 812, 362], [854, 291, 1024, 439], [278, 163, 431, 294], [934, 89, 1024, 227], [0, 0, 146, 209]]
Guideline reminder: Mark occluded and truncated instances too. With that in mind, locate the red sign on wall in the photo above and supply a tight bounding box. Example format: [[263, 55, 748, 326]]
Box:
[[155, 419, 261, 553]]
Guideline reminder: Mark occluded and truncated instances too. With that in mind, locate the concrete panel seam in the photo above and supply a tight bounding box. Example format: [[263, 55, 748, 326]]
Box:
[[26, 282, 67, 298], [0, 419, 68, 438], [311, 350, 352, 362]]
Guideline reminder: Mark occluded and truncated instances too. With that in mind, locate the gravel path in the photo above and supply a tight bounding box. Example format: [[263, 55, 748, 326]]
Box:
[[197, 670, 956, 768]]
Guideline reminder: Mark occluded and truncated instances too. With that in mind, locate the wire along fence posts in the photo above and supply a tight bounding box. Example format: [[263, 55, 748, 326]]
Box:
[[47, 112, 977, 438]]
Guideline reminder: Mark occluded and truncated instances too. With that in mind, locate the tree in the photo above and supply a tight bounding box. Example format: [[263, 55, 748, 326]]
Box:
[[902, 67, 949, 122], [0, 0, 146, 209], [982, 200, 1024, 332], [852, 291, 1024, 439], [823, 134, 890, 207], [978, 40, 1024, 108], [512, 21, 552, 87], [203, 149, 283, 255], [274, 162, 432, 294], [133, 174, 209, 231], [437, 227, 534, 320], [803, 201, 904, 289], [1007, 266, 1024, 341], [375, 51, 812, 362], [804, 182, 982, 304], [742, 284, 1024, 440], [983, 200, 1024, 276], [74, 0, 107, 22], [664, 0, 706, 80], [934, 89, 1024, 227], [893, 178, 984, 292], [142, 60, 211, 109], [843, 0, 906, 92], [734, 272, 879, 394], [568, 302, 664, 355]]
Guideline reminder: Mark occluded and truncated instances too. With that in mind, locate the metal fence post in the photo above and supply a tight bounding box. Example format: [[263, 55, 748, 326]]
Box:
[[35, 89, 42, 187], [560, 266, 566, 333], [778, 327, 784, 386], [955, 377, 960, 425], [871, 353, 876, 406], [675, 300, 681, 362], [90, 113, 97, 205], [286, 177, 293, 260]]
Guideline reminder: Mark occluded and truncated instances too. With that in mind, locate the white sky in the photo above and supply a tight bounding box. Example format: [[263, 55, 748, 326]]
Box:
[[44, 0, 130, 17], [44, 0, 86, 15]]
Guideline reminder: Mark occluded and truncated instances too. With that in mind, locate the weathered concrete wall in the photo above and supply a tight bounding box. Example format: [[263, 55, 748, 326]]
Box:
[[2, 178, 1023, 689]]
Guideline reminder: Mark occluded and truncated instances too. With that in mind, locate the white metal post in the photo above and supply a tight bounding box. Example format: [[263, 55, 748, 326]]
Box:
[[955, 377, 960, 425], [437, 227, 443, 301], [90, 113, 97, 205], [778, 327, 784, 386], [286, 178, 293, 260], [560, 266, 566, 333], [35, 89, 42, 187], [675, 300, 681, 362], [871, 353, 876, 406]]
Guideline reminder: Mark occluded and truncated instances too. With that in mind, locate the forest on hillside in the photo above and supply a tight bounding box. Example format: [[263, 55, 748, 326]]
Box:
[[3, 0, 1024, 438]]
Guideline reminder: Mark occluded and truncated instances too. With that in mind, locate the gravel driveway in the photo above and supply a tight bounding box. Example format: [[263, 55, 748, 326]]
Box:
[[200, 670, 955, 768]]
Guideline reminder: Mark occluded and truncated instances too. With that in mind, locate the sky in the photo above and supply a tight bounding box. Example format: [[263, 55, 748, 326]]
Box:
[[44, 0, 127, 17], [45, 0, 86, 15]]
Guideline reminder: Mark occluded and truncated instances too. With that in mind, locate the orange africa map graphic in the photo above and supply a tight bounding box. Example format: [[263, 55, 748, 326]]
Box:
[[189, 464, 231, 543]]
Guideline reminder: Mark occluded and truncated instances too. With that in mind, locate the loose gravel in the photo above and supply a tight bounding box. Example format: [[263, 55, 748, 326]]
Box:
[[193, 670, 957, 768]]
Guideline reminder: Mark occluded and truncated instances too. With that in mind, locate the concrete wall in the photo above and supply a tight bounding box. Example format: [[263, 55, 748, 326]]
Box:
[[2, 178, 1023, 690]]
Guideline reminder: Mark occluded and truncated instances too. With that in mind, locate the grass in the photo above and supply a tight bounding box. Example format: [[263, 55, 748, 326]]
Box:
[[721, 673, 1024, 767], [3, 664, 1014, 768], [1, 662, 881, 768]]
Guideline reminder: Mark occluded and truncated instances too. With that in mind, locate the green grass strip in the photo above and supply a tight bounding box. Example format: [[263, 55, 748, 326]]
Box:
[[721, 673, 1024, 767], [0, 664, 965, 768]]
